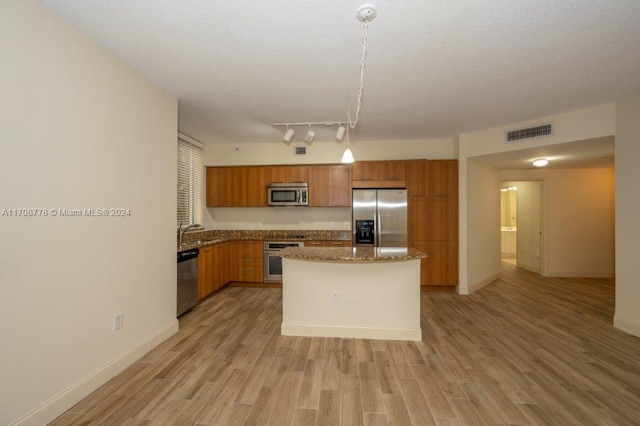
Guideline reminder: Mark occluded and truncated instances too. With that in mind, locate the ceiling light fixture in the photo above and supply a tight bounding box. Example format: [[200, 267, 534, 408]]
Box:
[[304, 124, 315, 143], [273, 4, 376, 164], [532, 158, 549, 167], [282, 126, 295, 143]]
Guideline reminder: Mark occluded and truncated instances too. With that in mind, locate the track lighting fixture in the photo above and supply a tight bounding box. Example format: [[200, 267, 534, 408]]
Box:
[[304, 125, 315, 143], [273, 4, 377, 163], [274, 121, 347, 143], [283, 126, 295, 143]]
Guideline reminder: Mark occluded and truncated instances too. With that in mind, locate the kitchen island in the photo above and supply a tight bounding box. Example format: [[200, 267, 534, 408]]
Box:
[[279, 247, 426, 341]]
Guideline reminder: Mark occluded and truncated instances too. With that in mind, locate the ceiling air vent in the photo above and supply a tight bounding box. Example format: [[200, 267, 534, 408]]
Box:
[[505, 123, 553, 143], [294, 146, 307, 156]]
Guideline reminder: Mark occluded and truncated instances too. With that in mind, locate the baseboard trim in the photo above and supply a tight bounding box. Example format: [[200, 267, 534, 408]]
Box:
[[468, 273, 501, 294], [614, 315, 640, 338], [12, 319, 179, 426], [282, 323, 422, 341], [547, 271, 615, 278]]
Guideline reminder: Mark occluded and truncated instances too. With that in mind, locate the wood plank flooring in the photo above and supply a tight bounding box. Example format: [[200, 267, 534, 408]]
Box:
[[51, 263, 640, 425]]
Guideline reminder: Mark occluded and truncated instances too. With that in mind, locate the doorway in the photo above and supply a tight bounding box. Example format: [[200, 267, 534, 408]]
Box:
[[501, 180, 543, 273]]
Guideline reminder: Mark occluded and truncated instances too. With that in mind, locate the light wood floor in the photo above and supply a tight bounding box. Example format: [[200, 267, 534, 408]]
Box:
[[51, 263, 640, 425]]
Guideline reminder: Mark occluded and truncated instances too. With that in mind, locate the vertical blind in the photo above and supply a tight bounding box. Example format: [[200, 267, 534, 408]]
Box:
[[177, 137, 203, 226]]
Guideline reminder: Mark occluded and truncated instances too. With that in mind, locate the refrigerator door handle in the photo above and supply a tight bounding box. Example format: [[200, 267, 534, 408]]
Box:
[[376, 208, 381, 247]]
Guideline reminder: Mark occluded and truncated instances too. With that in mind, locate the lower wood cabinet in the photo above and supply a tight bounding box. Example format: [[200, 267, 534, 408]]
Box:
[[427, 240, 458, 287], [304, 240, 352, 247], [198, 242, 230, 300], [229, 240, 263, 283]]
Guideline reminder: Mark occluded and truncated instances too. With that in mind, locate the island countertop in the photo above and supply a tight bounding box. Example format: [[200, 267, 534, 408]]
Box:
[[278, 246, 426, 262]]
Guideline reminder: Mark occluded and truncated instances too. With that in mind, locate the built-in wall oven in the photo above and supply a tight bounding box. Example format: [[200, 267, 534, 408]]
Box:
[[263, 241, 305, 282]]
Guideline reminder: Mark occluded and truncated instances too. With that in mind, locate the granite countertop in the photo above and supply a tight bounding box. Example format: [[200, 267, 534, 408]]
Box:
[[177, 229, 351, 252], [278, 246, 427, 262]]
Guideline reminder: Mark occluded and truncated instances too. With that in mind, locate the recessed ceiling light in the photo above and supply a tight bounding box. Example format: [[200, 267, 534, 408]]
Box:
[[532, 158, 549, 167]]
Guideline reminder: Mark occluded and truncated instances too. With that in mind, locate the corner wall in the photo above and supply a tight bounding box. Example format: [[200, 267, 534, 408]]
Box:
[[465, 160, 501, 294], [615, 93, 640, 337], [0, 1, 178, 424]]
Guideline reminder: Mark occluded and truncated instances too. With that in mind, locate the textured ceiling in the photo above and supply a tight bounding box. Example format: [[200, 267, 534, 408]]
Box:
[[41, 1, 640, 145]]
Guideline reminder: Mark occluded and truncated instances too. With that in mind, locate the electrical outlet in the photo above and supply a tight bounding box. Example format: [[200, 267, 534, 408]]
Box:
[[113, 312, 124, 331], [331, 290, 340, 303]]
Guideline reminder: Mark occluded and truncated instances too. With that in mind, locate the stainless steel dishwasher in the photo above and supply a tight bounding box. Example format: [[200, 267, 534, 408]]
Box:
[[177, 248, 199, 317]]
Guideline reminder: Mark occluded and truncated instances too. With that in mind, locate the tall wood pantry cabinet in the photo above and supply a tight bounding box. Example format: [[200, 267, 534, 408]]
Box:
[[406, 159, 458, 289]]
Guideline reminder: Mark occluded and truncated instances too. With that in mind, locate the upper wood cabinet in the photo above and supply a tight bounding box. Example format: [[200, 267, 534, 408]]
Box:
[[378, 161, 406, 181], [352, 160, 405, 181], [309, 165, 351, 207], [268, 165, 309, 184], [352, 161, 379, 181], [352, 160, 406, 188], [207, 164, 349, 207], [206, 166, 269, 207], [405, 160, 428, 197]]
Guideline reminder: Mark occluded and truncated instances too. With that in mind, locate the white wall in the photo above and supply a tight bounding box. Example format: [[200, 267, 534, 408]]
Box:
[[204, 138, 455, 166], [465, 160, 501, 293], [615, 93, 640, 337], [0, 1, 178, 424], [459, 104, 616, 293], [501, 169, 615, 277]]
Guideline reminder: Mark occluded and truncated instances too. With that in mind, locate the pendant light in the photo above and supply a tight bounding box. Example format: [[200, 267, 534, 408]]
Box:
[[341, 146, 355, 164]]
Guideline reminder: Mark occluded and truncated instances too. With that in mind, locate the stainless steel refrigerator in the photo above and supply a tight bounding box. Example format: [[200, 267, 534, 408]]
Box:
[[352, 189, 407, 247]]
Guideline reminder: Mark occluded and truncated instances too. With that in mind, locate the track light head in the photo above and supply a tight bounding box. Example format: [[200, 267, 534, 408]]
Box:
[[335, 125, 346, 142], [283, 127, 295, 143], [304, 126, 315, 143]]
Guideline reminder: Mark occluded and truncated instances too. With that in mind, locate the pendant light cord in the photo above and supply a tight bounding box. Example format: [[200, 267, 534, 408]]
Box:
[[345, 17, 370, 149], [349, 18, 369, 130]]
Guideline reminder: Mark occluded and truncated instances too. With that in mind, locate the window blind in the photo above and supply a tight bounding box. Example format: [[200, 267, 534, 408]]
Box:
[[177, 137, 203, 226]]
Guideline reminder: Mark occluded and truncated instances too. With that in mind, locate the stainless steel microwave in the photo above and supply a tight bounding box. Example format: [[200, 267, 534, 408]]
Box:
[[267, 182, 308, 206]]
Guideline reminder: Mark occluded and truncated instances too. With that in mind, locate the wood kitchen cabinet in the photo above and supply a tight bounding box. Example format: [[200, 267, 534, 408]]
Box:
[[207, 164, 348, 207], [268, 165, 309, 183], [352, 161, 380, 181], [427, 240, 457, 286], [206, 166, 269, 207], [429, 160, 458, 241], [304, 240, 351, 248], [352, 160, 406, 188], [406, 159, 458, 289], [198, 245, 213, 300], [229, 240, 263, 283], [211, 242, 229, 292], [308, 164, 351, 206], [198, 242, 230, 300], [406, 160, 429, 285], [426, 160, 458, 288]]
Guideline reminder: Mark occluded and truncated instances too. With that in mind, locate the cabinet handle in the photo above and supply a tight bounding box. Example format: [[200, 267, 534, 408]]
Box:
[[435, 242, 448, 246]]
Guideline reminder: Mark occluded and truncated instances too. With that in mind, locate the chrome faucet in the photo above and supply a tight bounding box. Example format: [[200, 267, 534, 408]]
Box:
[[178, 223, 200, 245]]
